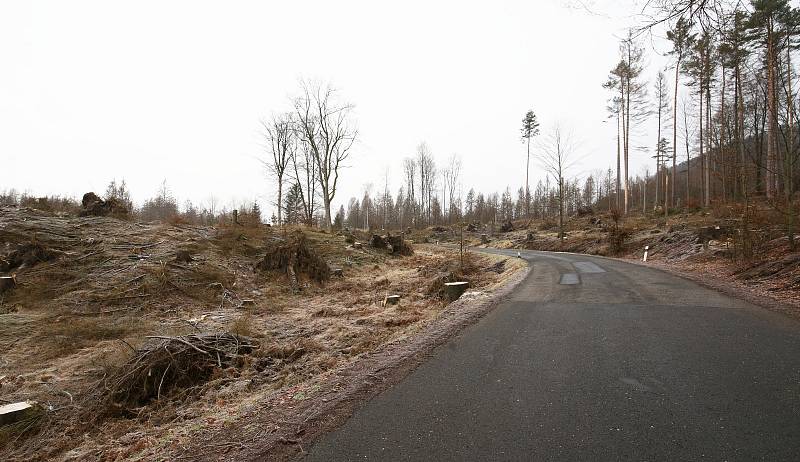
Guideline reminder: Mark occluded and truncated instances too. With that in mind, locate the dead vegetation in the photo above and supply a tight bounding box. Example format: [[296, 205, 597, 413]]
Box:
[[102, 333, 258, 411], [255, 231, 330, 290], [0, 205, 523, 461]]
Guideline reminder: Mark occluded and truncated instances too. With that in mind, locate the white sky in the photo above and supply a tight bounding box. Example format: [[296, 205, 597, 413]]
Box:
[[1, 0, 674, 216]]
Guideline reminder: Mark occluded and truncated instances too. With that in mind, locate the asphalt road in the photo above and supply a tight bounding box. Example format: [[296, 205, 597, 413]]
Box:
[[306, 250, 800, 461]]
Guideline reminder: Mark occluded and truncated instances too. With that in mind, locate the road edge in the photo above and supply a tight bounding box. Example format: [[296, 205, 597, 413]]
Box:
[[178, 257, 532, 461], [473, 244, 800, 321]]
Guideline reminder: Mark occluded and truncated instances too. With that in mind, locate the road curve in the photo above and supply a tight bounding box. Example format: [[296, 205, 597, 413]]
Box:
[[306, 249, 800, 461]]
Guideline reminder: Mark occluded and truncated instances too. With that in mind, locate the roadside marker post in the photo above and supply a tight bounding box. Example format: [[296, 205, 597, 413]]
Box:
[[643, 245, 649, 262]]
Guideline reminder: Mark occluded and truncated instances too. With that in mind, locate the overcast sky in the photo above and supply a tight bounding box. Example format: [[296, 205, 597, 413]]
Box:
[[1, 0, 674, 216]]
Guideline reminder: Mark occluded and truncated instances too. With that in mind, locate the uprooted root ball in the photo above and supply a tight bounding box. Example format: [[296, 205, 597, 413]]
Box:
[[255, 231, 330, 284]]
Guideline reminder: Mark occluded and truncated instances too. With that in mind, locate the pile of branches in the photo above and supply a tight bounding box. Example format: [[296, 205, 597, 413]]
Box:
[[0, 242, 59, 272], [104, 332, 257, 409], [255, 231, 330, 289]]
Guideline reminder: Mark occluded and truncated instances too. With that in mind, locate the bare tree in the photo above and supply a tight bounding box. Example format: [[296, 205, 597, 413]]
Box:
[[539, 125, 579, 241], [290, 138, 318, 225], [261, 113, 294, 226], [403, 157, 417, 228], [293, 80, 358, 230], [653, 70, 672, 212], [667, 16, 695, 207], [604, 31, 649, 215], [415, 143, 436, 225], [446, 154, 462, 222]]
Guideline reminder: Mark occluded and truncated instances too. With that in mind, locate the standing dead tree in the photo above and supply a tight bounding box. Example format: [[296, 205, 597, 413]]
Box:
[[403, 157, 417, 228], [416, 143, 436, 226], [667, 16, 695, 207], [293, 81, 358, 230], [290, 138, 319, 225], [261, 113, 295, 226], [539, 125, 579, 242]]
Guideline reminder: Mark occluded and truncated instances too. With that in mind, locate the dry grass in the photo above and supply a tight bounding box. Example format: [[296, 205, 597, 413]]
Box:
[[0, 207, 525, 461]]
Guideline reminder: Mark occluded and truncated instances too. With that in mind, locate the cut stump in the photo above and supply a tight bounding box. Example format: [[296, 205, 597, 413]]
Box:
[[382, 295, 400, 307], [0, 275, 16, 295], [444, 281, 469, 301], [0, 401, 41, 426]]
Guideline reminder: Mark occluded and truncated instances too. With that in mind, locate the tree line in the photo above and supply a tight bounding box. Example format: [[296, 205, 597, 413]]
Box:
[[603, 0, 800, 248]]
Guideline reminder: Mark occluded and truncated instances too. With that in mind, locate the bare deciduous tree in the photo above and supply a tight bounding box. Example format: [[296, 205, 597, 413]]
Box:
[[415, 143, 436, 226], [539, 125, 579, 241], [261, 113, 294, 226], [293, 80, 358, 230]]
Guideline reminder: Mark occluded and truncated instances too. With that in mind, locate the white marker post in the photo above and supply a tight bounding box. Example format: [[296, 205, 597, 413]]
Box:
[[643, 245, 649, 262]]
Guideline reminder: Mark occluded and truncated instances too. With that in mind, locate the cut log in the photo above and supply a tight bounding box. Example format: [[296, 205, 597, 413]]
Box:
[[0, 275, 16, 295], [382, 295, 400, 306], [0, 401, 41, 426], [444, 281, 469, 301], [353, 242, 363, 249], [332, 268, 344, 277]]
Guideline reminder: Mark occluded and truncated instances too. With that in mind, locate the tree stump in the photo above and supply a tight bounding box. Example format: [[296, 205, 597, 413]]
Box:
[[332, 268, 344, 277], [382, 295, 400, 306], [481, 234, 489, 244], [444, 281, 469, 301], [0, 276, 16, 295], [0, 401, 41, 426], [353, 242, 363, 249]]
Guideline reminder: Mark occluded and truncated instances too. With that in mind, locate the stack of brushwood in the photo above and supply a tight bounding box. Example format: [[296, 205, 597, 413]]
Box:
[[104, 332, 257, 410], [0, 242, 59, 272], [255, 231, 330, 291]]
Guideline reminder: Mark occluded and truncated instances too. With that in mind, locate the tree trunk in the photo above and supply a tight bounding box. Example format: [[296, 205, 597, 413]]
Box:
[[276, 179, 283, 226], [655, 85, 662, 212], [323, 197, 332, 230], [622, 77, 630, 215], [766, 24, 778, 199], [672, 56, 681, 209], [699, 83, 704, 207], [616, 110, 622, 210], [705, 74, 711, 208], [526, 136, 531, 218]]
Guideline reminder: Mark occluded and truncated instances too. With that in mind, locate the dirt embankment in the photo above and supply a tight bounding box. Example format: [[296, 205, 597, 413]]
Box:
[[0, 206, 524, 461]]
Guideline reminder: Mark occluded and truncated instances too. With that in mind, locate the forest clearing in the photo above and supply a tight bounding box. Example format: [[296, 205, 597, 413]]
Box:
[[0, 204, 523, 461], [4, 0, 800, 460]]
